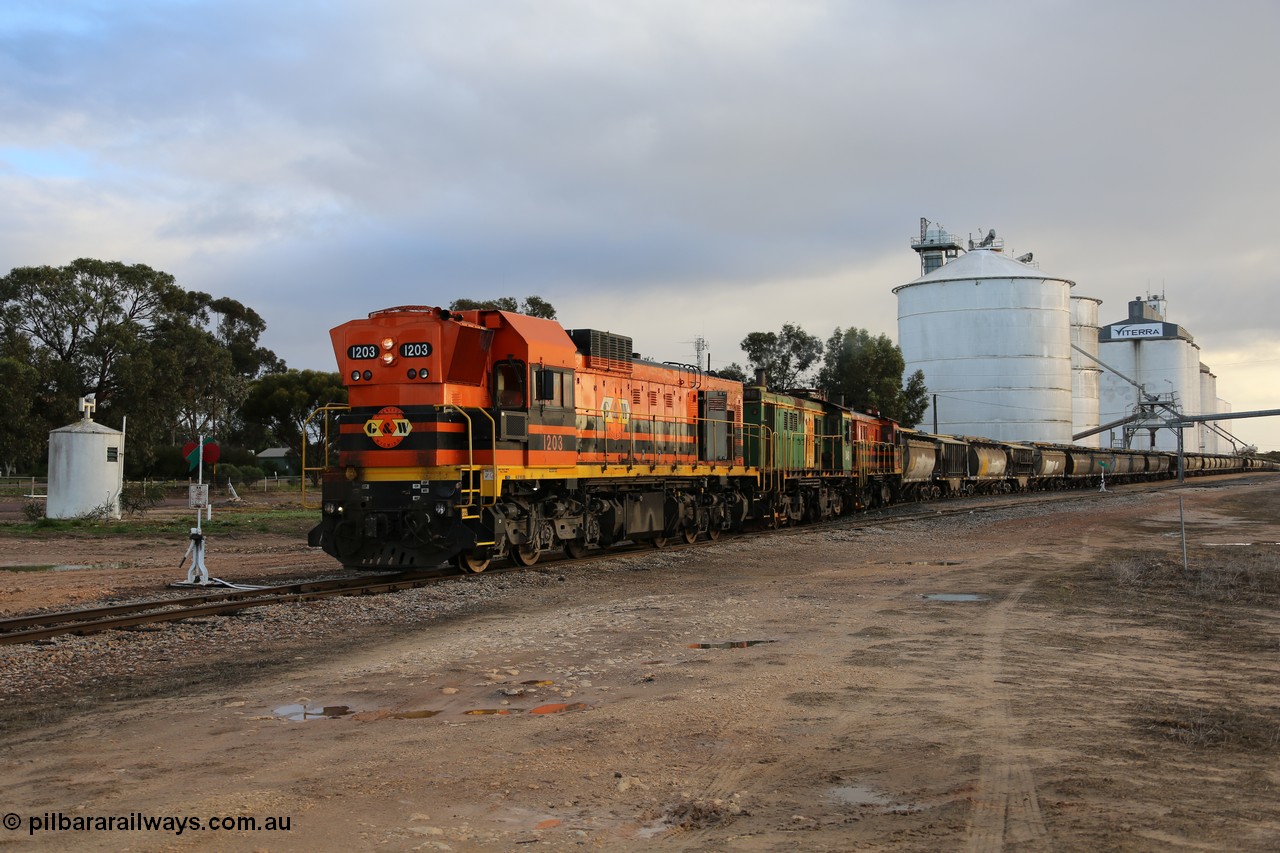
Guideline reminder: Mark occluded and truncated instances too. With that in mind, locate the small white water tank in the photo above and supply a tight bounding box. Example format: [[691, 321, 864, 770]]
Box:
[[46, 398, 124, 519]]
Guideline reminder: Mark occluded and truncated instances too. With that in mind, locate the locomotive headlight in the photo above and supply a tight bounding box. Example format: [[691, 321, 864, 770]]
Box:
[[380, 351, 397, 366], [323, 501, 336, 515], [435, 501, 449, 515], [381, 336, 395, 351]]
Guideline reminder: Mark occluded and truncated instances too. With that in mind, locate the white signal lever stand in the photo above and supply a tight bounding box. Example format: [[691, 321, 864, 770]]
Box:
[[171, 435, 261, 590]]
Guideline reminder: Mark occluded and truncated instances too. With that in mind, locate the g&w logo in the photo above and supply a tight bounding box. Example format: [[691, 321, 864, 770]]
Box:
[[364, 406, 412, 448]]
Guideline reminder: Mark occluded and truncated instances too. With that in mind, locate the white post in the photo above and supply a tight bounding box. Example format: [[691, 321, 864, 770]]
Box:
[[181, 435, 211, 584]]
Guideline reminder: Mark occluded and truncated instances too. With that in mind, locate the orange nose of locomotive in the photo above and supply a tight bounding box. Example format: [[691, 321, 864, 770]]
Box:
[[335, 306, 460, 404]]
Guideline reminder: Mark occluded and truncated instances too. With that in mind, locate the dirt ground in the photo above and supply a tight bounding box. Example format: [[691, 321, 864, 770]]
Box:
[[1, 477, 1278, 852]]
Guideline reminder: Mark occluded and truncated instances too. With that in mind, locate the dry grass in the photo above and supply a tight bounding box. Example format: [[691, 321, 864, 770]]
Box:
[[1104, 547, 1280, 604], [1134, 699, 1280, 752]]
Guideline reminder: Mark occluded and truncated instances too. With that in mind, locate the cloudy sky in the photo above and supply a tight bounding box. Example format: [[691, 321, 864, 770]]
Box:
[[3, 0, 1277, 450]]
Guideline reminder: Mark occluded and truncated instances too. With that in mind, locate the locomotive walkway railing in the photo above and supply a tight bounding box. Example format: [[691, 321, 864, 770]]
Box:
[[300, 403, 350, 509], [443, 406, 498, 521], [574, 406, 752, 472]]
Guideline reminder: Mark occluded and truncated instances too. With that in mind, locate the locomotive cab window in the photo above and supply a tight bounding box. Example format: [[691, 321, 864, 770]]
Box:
[[533, 368, 574, 409], [494, 361, 526, 408]]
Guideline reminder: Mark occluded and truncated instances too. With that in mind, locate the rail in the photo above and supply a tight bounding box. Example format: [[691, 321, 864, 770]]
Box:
[[0, 572, 450, 646]]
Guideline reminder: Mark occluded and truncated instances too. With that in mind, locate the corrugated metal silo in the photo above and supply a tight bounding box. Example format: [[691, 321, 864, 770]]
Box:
[[1097, 297, 1202, 452], [894, 248, 1075, 443], [1198, 364, 1219, 453], [46, 401, 124, 520], [1070, 296, 1103, 447]]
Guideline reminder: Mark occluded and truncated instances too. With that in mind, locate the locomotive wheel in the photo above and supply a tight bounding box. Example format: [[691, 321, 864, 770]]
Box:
[[332, 521, 363, 558], [456, 550, 491, 573], [510, 544, 540, 567], [564, 539, 588, 560], [706, 526, 721, 541], [682, 527, 698, 545], [651, 536, 669, 549]]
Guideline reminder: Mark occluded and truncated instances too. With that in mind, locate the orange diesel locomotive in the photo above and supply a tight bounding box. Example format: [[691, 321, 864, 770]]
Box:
[[309, 306, 757, 571]]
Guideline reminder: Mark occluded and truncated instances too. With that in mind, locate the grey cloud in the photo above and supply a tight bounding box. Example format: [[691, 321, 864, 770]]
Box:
[[1, 0, 1277, 448]]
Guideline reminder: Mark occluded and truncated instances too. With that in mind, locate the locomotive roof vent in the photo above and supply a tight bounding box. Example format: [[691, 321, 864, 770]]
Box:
[[566, 328, 634, 373]]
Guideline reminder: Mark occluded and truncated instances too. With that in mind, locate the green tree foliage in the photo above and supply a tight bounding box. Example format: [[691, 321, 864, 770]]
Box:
[[714, 362, 748, 382], [238, 370, 348, 472], [817, 327, 929, 426], [0, 259, 185, 416], [0, 332, 40, 475], [449, 296, 557, 319], [0, 259, 284, 474], [739, 324, 823, 391]]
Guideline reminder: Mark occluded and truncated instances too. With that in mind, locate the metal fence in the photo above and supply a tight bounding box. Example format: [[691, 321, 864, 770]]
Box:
[[0, 475, 306, 500]]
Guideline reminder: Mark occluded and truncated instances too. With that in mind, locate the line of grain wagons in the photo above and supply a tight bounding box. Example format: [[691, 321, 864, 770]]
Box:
[[895, 428, 1260, 501]]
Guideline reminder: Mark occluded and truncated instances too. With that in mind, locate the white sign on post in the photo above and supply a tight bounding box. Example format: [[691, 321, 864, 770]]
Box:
[[189, 483, 210, 509]]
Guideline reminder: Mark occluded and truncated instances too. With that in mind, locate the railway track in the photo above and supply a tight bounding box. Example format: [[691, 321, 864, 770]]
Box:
[[1, 475, 1258, 647], [0, 572, 454, 646]]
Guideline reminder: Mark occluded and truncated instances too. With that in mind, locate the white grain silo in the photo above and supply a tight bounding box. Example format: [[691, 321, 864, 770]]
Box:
[[894, 237, 1075, 443], [1216, 398, 1232, 451], [1198, 364, 1219, 453], [1070, 296, 1103, 447], [1097, 296, 1201, 452], [46, 397, 124, 520]]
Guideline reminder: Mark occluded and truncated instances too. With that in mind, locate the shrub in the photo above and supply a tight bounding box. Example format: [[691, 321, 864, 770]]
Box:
[[238, 464, 266, 484], [121, 482, 167, 516]]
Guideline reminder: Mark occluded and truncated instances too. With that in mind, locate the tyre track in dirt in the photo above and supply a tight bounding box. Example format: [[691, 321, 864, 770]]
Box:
[[965, 577, 1049, 853]]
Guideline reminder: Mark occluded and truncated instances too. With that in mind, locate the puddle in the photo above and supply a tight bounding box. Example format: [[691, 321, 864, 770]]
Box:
[[688, 640, 777, 649], [828, 783, 919, 812], [464, 708, 520, 715], [0, 562, 130, 572], [389, 709, 441, 719], [920, 593, 990, 602], [520, 679, 555, 686], [273, 704, 354, 721], [0, 564, 91, 573], [528, 702, 589, 715], [1205, 542, 1280, 547]]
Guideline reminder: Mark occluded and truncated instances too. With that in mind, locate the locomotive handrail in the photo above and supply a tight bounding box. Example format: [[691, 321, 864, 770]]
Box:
[[300, 403, 350, 509], [661, 361, 703, 389], [442, 405, 497, 508], [475, 407, 497, 506]]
